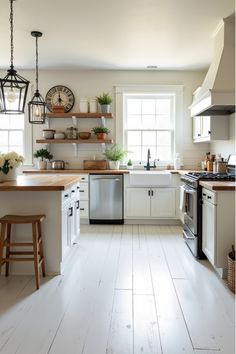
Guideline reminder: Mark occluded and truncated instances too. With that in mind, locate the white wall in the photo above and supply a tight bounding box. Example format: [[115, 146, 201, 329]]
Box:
[[210, 113, 235, 160], [0, 69, 207, 169]]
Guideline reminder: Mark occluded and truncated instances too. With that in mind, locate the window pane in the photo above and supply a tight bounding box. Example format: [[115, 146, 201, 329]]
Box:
[[142, 115, 155, 129], [156, 131, 171, 146], [127, 146, 141, 161], [127, 131, 141, 145], [156, 115, 170, 129], [0, 131, 8, 145], [9, 131, 23, 146], [157, 146, 171, 160], [9, 146, 23, 155], [143, 131, 156, 145], [142, 99, 155, 114], [0, 146, 9, 153], [10, 115, 24, 129], [127, 114, 142, 129], [0, 116, 10, 129], [156, 99, 171, 115], [127, 99, 141, 114]]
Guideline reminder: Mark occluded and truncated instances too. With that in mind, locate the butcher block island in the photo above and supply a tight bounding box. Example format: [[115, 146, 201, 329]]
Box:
[[0, 175, 81, 275]]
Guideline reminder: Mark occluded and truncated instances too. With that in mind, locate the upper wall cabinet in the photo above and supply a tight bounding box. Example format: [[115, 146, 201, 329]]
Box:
[[193, 116, 229, 143]]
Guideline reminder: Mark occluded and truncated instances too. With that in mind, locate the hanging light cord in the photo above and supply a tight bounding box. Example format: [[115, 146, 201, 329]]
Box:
[[35, 35, 39, 92], [9, 0, 14, 69]]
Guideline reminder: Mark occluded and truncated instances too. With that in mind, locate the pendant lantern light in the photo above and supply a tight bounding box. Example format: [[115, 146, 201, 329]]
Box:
[[28, 31, 46, 124], [0, 0, 30, 114]]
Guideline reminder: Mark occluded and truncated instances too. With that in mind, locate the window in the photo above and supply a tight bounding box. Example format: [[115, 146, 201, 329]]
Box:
[[0, 114, 24, 155], [0, 112, 33, 165], [124, 94, 174, 164]]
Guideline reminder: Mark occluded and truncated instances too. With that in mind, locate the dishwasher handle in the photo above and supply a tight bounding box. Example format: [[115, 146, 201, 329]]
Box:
[[92, 177, 121, 182]]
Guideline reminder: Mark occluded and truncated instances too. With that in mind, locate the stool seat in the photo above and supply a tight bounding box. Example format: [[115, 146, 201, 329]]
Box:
[[0, 214, 46, 290], [0, 214, 45, 224]]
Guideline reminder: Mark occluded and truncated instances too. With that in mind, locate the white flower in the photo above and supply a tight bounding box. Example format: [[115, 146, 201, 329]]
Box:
[[0, 151, 24, 173], [0, 154, 5, 168]]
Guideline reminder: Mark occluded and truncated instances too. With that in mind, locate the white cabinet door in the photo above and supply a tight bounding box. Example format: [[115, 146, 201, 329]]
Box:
[[61, 203, 72, 260], [126, 188, 150, 217], [74, 198, 80, 239], [193, 116, 202, 140], [193, 116, 229, 142], [202, 199, 216, 265], [151, 188, 176, 217]]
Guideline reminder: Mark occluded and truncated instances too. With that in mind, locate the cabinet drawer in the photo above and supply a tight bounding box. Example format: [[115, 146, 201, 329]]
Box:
[[202, 188, 217, 204], [80, 201, 89, 218], [79, 174, 89, 182], [62, 188, 71, 204], [79, 183, 88, 200]]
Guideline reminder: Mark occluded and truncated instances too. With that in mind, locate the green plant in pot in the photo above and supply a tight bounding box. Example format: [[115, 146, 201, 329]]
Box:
[[91, 126, 110, 140], [33, 149, 53, 170], [127, 158, 133, 170], [96, 93, 112, 113], [103, 144, 127, 170]]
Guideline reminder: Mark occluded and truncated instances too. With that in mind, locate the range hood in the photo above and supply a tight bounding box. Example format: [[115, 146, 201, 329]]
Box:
[[190, 14, 235, 117]]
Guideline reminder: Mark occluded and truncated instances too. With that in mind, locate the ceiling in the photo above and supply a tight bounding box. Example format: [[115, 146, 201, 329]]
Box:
[[0, 0, 234, 71]]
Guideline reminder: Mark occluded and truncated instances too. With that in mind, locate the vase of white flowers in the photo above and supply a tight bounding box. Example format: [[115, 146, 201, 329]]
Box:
[[0, 152, 24, 181]]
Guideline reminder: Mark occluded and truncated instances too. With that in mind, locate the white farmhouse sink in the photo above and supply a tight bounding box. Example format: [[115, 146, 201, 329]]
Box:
[[129, 170, 171, 186]]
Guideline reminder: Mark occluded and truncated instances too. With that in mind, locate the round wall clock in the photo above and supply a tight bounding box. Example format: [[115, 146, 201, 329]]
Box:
[[45, 85, 75, 113]]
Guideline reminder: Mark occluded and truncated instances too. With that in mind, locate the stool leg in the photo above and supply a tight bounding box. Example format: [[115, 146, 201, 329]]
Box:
[[32, 222, 40, 290], [37, 221, 46, 277], [5, 223, 11, 276], [0, 223, 6, 276]]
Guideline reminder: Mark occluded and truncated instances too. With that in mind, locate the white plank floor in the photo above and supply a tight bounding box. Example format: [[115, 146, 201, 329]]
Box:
[[0, 225, 235, 354]]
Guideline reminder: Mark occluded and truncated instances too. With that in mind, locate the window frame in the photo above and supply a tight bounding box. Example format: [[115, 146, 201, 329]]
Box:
[[115, 85, 184, 166], [0, 110, 33, 166], [123, 93, 175, 164]]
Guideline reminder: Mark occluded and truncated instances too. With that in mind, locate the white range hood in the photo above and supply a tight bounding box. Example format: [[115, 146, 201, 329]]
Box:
[[190, 14, 235, 117]]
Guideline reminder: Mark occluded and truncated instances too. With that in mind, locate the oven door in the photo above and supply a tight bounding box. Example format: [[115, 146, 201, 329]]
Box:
[[183, 185, 197, 235]]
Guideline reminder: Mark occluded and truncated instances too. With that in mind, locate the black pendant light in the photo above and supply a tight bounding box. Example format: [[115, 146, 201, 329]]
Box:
[[0, 0, 30, 114], [28, 31, 46, 124]]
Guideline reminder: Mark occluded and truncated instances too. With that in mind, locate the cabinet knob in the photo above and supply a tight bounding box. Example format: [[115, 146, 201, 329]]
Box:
[[207, 196, 212, 199], [198, 133, 201, 136], [208, 131, 211, 134]]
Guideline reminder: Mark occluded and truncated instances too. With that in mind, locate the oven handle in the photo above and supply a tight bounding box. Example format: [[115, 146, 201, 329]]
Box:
[[183, 187, 196, 194], [183, 229, 195, 240]]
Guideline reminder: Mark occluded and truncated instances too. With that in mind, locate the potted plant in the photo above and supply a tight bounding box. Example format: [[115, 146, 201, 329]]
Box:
[[127, 159, 133, 170], [0, 151, 24, 181], [33, 149, 53, 170], [103, 144, 127, 170], [96, 93, 112, 113], [91, 126, 110, 140]]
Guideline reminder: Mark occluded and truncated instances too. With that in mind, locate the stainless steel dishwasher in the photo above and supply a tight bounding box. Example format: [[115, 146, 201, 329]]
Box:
[[89, 174, 123, 224]]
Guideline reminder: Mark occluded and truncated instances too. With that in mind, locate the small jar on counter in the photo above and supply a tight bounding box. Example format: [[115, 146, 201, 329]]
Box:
[[66, 127, 78, 139], [79, 98, 88, 113]]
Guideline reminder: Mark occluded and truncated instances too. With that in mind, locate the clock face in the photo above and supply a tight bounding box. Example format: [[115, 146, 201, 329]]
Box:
[[45, 85, 75, 113]]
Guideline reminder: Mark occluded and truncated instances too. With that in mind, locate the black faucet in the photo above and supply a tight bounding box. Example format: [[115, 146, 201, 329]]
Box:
[[144, 148, 157, 170]]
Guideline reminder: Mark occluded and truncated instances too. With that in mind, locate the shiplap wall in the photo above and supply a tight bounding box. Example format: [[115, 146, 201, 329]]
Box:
[[0, 69, 208, 169]]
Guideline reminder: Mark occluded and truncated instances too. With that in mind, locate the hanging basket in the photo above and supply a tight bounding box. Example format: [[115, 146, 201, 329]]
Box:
[[227, 252, 235, 293]]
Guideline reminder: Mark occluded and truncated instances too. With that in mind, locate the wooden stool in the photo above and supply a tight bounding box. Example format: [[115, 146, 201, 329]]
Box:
[[0, 214, 46, 290]]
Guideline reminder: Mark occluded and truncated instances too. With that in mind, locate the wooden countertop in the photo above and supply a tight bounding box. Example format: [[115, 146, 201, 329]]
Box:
[[200, 181, 236, 191], [0, 175, 80, 191], [23, 169, 202, 175], [23, 169, 129, 174]]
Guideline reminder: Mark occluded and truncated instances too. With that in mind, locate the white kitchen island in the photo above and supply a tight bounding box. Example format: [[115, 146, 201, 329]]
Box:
[[0, 175, 80, 275]]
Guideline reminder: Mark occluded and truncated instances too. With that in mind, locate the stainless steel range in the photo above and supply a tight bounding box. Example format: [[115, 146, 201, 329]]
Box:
[[181, 156, 235, 258]]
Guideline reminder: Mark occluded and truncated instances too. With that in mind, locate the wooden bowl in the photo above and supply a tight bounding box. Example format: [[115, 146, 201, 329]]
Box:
[[79, 132, 91, 139]]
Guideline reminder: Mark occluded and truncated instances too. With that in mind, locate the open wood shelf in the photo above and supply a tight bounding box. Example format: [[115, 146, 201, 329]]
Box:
[[46, 113, 113, 118], [36, 139, 113, 144]]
